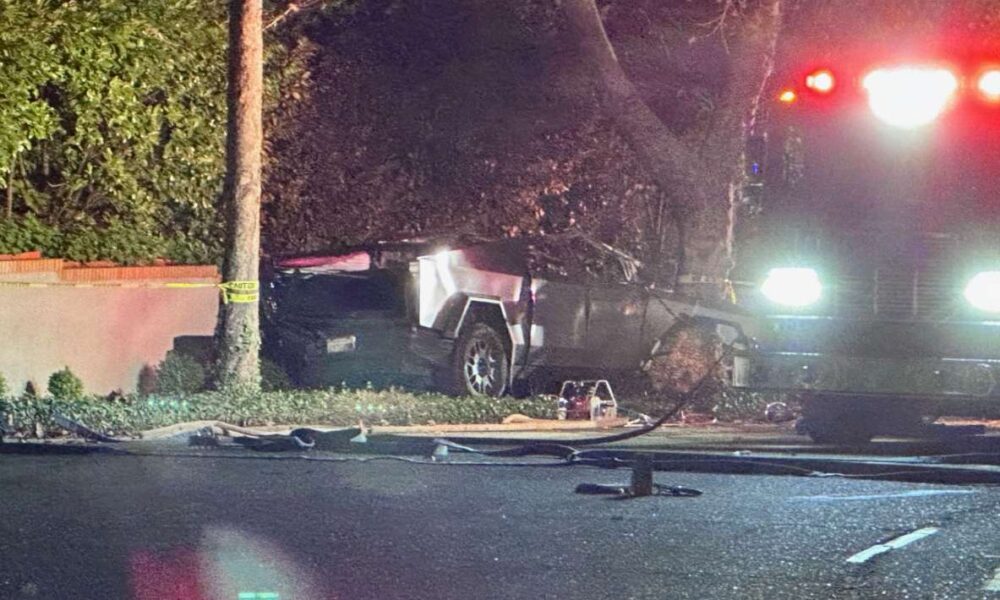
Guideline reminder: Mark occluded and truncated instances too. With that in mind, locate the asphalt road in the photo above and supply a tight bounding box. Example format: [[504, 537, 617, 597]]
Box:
[[1, 452, 999, 600]]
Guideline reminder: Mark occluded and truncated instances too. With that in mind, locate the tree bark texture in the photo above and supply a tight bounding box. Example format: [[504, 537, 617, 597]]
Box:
[[217, 0, 263, 391], [562, 0, 782, 298], [562, 0, 709, 208]]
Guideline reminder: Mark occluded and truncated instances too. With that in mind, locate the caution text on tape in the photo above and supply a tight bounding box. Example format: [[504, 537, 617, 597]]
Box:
[[218, 280, 259, 304]]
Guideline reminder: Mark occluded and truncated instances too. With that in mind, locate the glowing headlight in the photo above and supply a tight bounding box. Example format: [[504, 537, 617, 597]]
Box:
[[761, 268, 821, 307], [964, 271, 1000, 312]]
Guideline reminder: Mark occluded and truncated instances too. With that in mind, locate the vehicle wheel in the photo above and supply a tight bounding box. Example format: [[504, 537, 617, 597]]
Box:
[[646, 323, 721, 404], [444, 323, 509, 397], [799, 395, 875, 445]]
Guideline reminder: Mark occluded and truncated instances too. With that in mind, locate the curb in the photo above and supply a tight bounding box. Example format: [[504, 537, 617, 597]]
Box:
[[137, 418, 630, 440], [371, 418, 628, 434], [575, 448, 1000, 485]]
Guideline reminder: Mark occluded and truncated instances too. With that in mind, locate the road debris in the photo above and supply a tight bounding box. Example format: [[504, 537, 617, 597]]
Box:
[[764, 401, 795, 423], [574, 454, 702, 498], [52, 412, 123, 443]]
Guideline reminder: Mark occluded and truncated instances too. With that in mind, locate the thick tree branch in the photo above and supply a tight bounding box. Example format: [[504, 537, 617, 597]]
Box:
[[562, 0, 710, 209], [264, 0, 327, 31], [563, 0, 783, 294]]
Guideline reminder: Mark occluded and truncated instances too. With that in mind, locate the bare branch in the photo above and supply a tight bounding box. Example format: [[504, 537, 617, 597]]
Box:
[[693, 0, 741, 52], [264, 0, 325, 31], [702, 0, 783, 166]]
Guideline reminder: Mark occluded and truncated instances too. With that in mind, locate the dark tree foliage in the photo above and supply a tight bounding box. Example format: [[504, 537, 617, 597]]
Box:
[[3, 0, 994, 270], [263, 0, 783, 291], [0, 1, 231, 264], [0, 0, 303, 265]]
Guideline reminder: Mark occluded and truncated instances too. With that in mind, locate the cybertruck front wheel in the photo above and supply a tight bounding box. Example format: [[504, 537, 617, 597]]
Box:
[[442, 323, 510, 397]]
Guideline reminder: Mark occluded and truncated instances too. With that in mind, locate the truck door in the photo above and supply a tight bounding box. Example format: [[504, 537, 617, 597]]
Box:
[[528, 276, 590, 367], [586, 281, 647, 370]]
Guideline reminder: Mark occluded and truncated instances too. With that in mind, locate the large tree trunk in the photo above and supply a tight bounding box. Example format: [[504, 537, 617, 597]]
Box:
[[562, 0, 782, 298], [562, 0, 709, 207], [217, 0, 263, 392]]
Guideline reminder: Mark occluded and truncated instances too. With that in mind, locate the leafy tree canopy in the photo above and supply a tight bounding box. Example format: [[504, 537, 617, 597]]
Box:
[[0, 0, 228, 263]]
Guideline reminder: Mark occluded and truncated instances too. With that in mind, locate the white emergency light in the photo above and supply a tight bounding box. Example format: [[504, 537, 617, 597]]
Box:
[[862, 67, 957, 129], [761, 267, 822, 308], [964, 271, 1000, 312]]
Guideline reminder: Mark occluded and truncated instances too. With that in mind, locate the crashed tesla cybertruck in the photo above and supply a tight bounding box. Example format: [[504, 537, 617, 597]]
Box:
[[265, 235, 759, 398]]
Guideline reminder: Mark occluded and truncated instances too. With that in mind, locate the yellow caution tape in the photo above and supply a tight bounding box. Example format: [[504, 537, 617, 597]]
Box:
[[218, 280, 259, 304], [0, 278, 260, 304], [0, 280, 217, 289], [724, 280, 738, 304], [164, 282, 219, 289]]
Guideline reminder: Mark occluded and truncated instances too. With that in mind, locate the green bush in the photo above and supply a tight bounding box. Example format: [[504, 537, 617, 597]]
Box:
[[58, 219, 168, 265], [155, 351, 207, 395], [48, 367, 84, 401], [0, 1, 232, 265], [0, 215, 61, 256], [0, 372, 8, 399], [0, 1, 313, 265], [0, 387, 557, 438], [137, 364, 158, 396], [261, 358, 293, 392]]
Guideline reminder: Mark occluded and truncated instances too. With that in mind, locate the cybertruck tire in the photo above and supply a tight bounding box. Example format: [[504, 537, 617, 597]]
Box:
[[442, 322, 509, 398]]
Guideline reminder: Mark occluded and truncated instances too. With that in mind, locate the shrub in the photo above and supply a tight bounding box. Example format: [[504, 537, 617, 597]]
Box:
[[155, 351, 208, 395], [137, 364, 158, 396], [48, 367, 84, 400], [0, 388, 557, 437], [58, 220, 167, 265], [261, 358, 293, 392], [0, 215, 61, 257], [0, 372, 8, 398]]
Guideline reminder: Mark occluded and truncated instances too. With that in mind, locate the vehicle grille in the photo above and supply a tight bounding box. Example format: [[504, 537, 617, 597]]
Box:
[[833, 269, 963, 320], [831, 235, 966, 321]]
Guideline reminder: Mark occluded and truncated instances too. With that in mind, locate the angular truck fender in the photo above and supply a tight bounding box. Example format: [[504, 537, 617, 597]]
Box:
[[433, 294, 519, 384], [430, 293, 508, 338]]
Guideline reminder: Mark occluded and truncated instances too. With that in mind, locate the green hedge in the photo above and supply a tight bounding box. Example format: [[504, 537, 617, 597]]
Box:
[[0, 388, 556, 438]]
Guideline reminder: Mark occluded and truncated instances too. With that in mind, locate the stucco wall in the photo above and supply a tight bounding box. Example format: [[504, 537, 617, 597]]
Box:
[[0, 259, 219, 394]]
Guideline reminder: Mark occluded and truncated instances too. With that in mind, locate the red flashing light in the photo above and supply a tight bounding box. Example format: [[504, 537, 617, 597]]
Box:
[[978, 70, 1000, 102], [778, 88, 797, 104], [805, 69, 835, 93]]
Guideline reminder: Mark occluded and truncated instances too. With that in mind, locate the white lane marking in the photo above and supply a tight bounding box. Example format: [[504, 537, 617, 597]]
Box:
[[985, 565, 1000, 592], [790, 489, 975, 502], [846, 527, 940, 564]]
